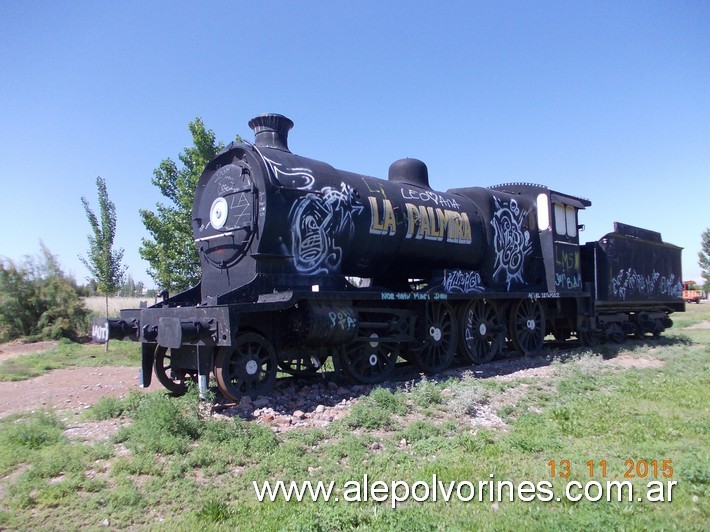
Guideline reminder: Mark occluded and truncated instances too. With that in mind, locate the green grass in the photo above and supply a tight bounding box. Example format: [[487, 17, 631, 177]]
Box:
[[343, 387, 409, 430], [0, 338, 140, 381], [0, 304, 708, 529]]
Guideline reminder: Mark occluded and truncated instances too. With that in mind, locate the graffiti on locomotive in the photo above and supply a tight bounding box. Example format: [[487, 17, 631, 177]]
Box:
[[368, 189, 472, 244]]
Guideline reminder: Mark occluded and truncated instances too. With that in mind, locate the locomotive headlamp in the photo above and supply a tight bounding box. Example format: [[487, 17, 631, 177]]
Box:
[[210, 197, 228, 229]]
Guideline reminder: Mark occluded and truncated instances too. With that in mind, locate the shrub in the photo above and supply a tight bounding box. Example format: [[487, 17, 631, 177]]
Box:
[[344, 387, 408, 430], [195, 498, 234, 524], [448, 380, 490, 417], [89, 396, 127, 420], [0, 244, 89, 341], [411, 377, 443, 408], [369, 387, 408, 415], [1, 411, 65, 451], [401, 420, 443, 442], [115, 391, 204, 454]]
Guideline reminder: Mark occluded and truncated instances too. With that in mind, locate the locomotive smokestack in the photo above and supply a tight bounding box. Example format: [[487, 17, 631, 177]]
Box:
[[248, 114, 294, 152]]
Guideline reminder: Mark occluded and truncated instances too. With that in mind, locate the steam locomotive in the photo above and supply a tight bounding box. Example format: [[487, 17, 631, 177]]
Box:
[[93, 114, 685, 399]]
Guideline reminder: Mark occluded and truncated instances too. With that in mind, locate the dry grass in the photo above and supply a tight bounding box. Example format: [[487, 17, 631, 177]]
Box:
[[83, 297, 151, 318]]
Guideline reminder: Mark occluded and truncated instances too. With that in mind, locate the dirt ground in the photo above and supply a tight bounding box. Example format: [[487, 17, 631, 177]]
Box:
[[0, 338, 672, 431], [0, 340, 59, 363], [0, 343, 159, 420]]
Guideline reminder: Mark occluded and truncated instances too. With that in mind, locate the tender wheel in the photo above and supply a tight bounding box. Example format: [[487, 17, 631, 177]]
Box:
[[340, 334, 398, 384], [509, 299, 546, 355], [634, 313, 651, 340], [407, 302, 458, 373], [605, 323, 626, 344], [154, 346, 196, 396], [633, 323, 645, 340], [215, 332, 277, 401], [460, 300, 503, 364], [579, 329, 600, 347], [578, 318, 600, 346], [651, 320, 665, 339]]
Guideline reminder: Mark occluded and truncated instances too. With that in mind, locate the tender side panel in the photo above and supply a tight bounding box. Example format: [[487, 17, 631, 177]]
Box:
[[594, 234, 682, 304]]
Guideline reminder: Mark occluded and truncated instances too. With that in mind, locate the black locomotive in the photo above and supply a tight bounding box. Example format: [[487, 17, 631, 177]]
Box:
[[93, 114, 685, 399]]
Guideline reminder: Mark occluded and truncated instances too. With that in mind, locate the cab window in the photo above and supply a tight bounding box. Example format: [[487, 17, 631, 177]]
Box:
[[554, 203, 566, 235], [566, 206, 577, 237], [553, 203, 578, 238]]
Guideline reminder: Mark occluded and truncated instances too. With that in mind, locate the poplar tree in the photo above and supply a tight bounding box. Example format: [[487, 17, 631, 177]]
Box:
[[139, 118, 223, 292], [81, 177, 127, 350], [699, 227, 710, 291]]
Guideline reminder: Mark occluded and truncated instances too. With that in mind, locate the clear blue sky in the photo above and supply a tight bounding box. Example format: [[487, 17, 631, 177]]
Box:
[[1, 0, 708, 287]]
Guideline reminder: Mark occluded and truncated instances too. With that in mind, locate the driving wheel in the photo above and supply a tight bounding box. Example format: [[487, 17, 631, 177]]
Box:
[[509, 299, 546, 355], [215, 332, 277, 400], [407, 302, 458, 373]]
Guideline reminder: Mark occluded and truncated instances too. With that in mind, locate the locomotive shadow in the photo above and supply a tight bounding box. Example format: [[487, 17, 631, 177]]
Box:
[[212, 335, 691, 420]]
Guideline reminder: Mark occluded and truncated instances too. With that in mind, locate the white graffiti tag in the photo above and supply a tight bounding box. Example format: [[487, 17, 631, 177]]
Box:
[[262, 156, 315, 190], [289, 183, 362, 274], [490, 197, 532, 290], [442, 270, 485, 294], [611, 269, 682, 300]]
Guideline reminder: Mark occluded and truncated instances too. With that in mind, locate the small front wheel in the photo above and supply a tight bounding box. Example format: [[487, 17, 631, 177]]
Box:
[[154, 346, 196, 396]]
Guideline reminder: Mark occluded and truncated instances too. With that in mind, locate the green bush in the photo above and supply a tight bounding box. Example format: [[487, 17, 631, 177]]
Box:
[[411, 377, 443, 407], [195, 498, 234, 524], [1, 411, 65, 451], [115, 391, 204, 454], [345, 387, 408, 430], [88, 396, 126, 420], [0, 244, 89, 341]]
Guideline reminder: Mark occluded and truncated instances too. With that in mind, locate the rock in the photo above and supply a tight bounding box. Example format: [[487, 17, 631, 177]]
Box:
[[315, 404, 326, 414], [370, 442, 382, 451], [102, 518, 110, 526], [293, 410, 305, 419], [240, 395, 253, 406], [253, 397, 270, 409], [399, 438, 407, 447]]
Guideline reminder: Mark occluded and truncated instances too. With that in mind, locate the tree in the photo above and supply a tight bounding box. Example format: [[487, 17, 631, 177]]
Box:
[[139, 118, 223, 292], [116, 274, 145, 297], [0, 243, 89, 342], [699, 227, 710, 291], [80, 177, 127, 350]]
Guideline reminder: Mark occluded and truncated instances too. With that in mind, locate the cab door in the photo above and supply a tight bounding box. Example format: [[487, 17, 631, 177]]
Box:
[[552, 203, 582, 292]]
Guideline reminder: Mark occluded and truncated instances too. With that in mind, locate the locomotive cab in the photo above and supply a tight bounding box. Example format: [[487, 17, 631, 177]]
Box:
[[548, 191, 591, 293]]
